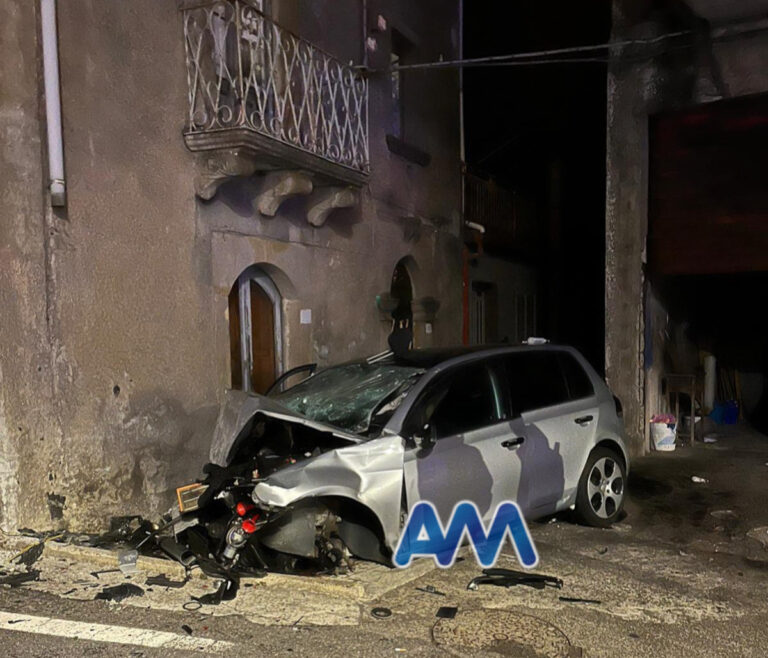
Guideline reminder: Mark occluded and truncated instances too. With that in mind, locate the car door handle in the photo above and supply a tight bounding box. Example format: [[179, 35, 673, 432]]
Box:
[[574, 415, 594, 425], [501, 437, 524, 450]]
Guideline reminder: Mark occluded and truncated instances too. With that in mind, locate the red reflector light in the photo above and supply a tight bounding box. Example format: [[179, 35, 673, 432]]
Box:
[[242, 518, 258, 534], [236, 502, 255, 517]]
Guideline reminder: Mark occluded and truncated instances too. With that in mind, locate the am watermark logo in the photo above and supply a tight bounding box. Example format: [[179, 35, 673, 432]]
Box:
[[393, 500, 538, 569]]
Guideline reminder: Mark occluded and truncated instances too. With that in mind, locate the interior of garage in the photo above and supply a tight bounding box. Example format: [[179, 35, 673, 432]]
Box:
[[646, 93, 768, 434]]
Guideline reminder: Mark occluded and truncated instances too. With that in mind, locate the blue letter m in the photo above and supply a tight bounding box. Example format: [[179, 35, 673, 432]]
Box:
[[393, 501, 538, 569]]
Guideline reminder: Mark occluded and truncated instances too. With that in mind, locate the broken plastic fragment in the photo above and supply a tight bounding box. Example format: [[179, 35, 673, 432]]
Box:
[[117, 549, 139, 575]]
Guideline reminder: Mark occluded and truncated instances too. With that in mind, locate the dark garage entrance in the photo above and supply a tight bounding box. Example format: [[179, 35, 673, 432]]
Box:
[[647, 93, 768, 432]]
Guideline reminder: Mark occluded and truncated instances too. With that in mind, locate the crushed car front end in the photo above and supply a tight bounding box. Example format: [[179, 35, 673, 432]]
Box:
[[169, 361, 422, 578]]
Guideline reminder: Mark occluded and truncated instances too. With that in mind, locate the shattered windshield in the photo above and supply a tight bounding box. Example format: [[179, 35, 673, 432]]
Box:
[[270, 362, 423, 435]]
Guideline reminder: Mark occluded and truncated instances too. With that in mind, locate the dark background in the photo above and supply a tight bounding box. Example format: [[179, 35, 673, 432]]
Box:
[[463, 0, 612, 372]]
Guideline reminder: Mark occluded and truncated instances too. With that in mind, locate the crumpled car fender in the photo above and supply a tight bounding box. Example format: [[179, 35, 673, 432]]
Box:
[[252, 435, 405, 550]]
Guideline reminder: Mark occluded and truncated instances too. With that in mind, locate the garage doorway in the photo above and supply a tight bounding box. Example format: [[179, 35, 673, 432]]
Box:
[[647, 94, 768, 433], [228, 266, 283, 394]]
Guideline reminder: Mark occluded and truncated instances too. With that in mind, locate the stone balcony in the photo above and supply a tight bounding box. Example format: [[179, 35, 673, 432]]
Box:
[[180, 0, 369, 224]]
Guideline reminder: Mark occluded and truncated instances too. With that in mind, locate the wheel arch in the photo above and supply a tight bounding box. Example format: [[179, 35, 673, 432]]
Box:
[[264, 494, 391, 565], [594, 438, 629, 474]]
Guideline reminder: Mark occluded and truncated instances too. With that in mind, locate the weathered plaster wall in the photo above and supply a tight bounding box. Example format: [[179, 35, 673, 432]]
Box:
[[0, 0, 461, 531], [0, 0, 63, 531], [605, 0, 768, 455]]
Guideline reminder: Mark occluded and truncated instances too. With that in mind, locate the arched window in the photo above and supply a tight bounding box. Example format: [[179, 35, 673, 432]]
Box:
[[228, 266, 283, 394]]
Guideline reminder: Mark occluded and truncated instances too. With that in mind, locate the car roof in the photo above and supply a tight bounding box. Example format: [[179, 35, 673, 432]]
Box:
[[379, 343, 571, 370]]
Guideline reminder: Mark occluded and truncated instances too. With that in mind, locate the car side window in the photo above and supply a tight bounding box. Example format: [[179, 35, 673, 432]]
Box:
[[404, 364, 501, 439], [558, 352, 594, 400], [503, 352, 569, 415]]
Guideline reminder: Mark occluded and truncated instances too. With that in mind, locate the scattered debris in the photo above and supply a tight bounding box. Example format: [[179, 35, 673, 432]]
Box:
[[559, 596, 601, 605], [97, 516, 157, 548], [90, 569, 121, 580], [192, 578, 239, 606], [94, 583, 145, 602], [710, 510, 738, 520], [597, 547, 608, 555], [415, 585, 445, 596], [145, 574, 188, 589], [467, 568, 563, 591], [0, 570, 40, 587], [8, 541, 45, 570], [117, 549, 139, 575], [181, 624, 193, 635], [436, 606, 458, 619], [6, 533, 65, 571], [691, 476, 709, 484], [746, 527, 768, 549], [703, 436, 718, 444], [371, 607, 392, 619]]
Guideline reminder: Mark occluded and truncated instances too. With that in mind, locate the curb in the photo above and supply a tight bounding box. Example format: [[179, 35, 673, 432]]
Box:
[[0, 534, 188, 580], [1, 533, 437, 603]]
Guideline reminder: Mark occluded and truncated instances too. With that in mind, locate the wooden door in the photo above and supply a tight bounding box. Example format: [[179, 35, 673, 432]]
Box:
[[249, 280, 276, 394]]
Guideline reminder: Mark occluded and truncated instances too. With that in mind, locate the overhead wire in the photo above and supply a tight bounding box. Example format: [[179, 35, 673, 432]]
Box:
[[383, 20, 768, 72]]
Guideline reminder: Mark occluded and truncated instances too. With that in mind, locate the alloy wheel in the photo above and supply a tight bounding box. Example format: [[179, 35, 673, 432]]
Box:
[[586, 457, 624, 519]]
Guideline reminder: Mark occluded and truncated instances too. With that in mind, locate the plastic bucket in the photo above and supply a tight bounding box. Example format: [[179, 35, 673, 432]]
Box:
[[651, 422, 676, 451]]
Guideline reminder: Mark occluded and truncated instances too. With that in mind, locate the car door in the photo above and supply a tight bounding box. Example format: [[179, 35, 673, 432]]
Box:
[[501, 350, 599, 515], [401, 361, 525, 524]]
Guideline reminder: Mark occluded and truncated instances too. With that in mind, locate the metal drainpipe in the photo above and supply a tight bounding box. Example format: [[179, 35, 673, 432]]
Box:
[[40, 0, 66, 206]]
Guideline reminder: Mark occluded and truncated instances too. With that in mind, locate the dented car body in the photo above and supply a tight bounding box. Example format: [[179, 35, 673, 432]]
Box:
[[172, 345, 630, 576]]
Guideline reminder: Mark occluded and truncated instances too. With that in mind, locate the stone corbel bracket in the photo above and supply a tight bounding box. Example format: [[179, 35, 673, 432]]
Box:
[[193, 148, 259, 200], [306, 186, 359, 227], [255, 170, 314, 216]]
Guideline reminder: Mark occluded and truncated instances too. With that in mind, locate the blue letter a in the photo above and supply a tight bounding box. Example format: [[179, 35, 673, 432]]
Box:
[[393, 502, 449, 568]]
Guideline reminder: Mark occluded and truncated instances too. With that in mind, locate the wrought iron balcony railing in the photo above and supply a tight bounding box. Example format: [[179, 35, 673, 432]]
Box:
[[182, 0, 369, 183]]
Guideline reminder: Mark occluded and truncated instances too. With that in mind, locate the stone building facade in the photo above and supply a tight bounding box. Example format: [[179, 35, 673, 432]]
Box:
[[0, 0, 462, 531], [605, 0, 768, 455]]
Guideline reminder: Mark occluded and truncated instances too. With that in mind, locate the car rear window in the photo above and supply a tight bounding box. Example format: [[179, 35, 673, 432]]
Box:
[[558, 352, 594, 400], [503, 352, 569, 415]]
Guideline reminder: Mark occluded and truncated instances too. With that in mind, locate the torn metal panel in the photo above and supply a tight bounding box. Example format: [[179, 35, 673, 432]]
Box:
[[253, 435, 406, 549]]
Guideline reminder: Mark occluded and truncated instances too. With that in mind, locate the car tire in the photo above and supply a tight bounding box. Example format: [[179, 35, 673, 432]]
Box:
[[574, 447, 626, 528]]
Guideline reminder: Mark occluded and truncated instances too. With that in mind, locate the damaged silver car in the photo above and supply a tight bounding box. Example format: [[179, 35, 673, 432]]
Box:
[[171, 345, 630, 577]]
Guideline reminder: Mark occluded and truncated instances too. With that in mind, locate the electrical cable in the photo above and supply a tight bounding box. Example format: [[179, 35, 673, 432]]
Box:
[[384, 21, 768, 72]]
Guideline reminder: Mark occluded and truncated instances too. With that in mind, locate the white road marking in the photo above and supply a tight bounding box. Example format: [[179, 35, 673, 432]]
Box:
[[0, 610, 236, 653]]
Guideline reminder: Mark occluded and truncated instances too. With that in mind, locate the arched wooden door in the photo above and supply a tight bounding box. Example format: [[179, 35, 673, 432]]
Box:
[[228, 268, 282, 394], [248, 279, 276, 394]]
